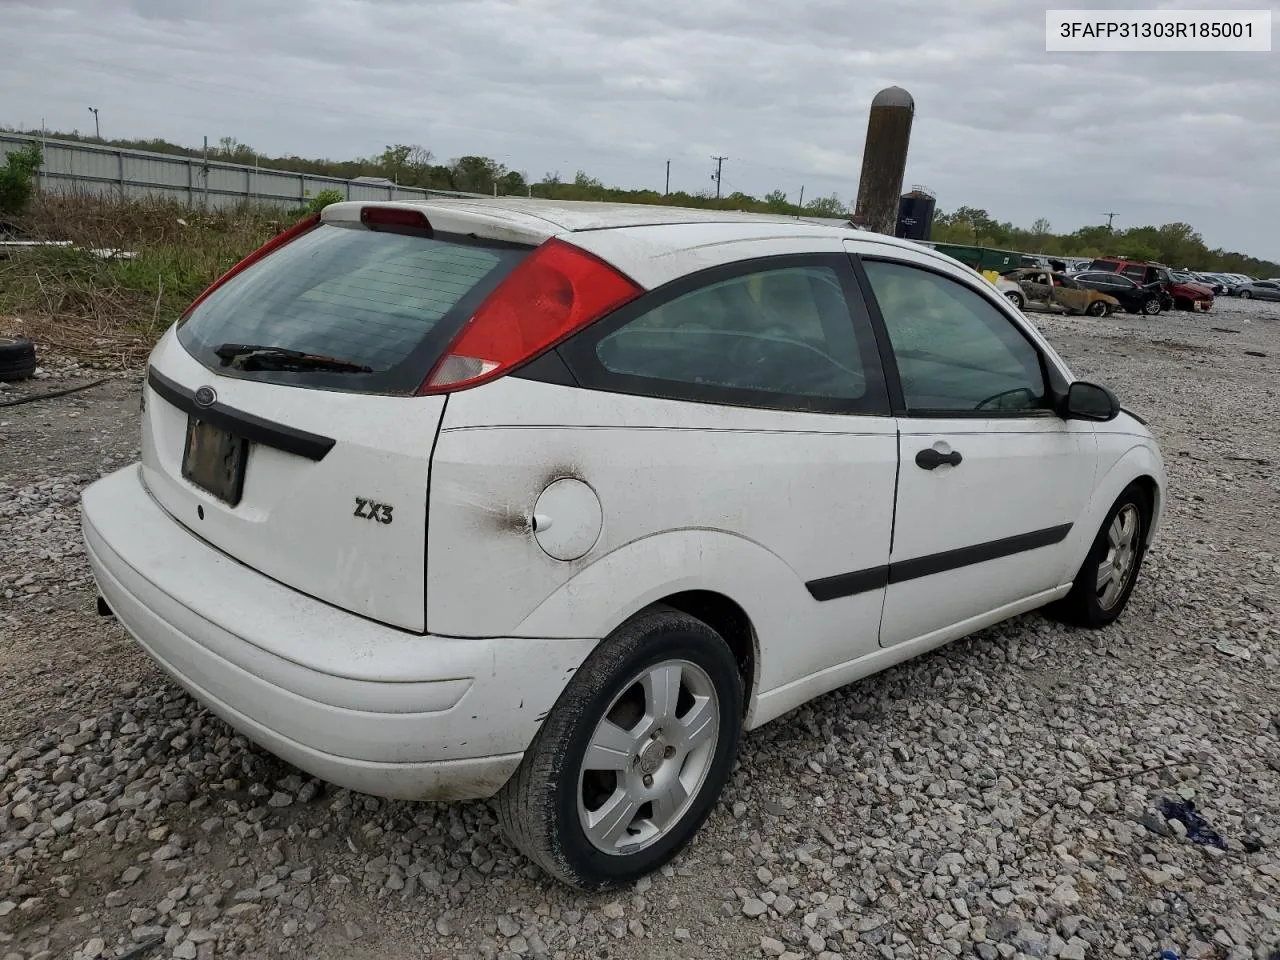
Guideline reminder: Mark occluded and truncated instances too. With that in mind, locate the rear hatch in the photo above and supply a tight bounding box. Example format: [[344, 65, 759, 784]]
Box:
[[140, 205, 536, 631]]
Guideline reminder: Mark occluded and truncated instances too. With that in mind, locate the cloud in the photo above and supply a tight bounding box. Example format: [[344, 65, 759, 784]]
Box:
[[0, 0, 1275, 258]]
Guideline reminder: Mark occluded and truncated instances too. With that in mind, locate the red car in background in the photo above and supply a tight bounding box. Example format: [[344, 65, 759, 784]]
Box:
[[1087, 258, 1214, 312]]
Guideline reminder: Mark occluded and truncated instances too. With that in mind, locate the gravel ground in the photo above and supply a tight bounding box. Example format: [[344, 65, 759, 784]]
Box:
[[1, 299, 1279, 960]]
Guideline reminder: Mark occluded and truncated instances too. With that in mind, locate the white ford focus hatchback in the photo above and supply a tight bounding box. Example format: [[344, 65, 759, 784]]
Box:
[[82, 199, 1165, 889]]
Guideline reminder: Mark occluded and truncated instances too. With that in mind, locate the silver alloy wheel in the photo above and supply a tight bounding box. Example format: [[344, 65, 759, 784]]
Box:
[[1004, 291, 1024, 308], [577, 659, 719, 855], [1096, 504, 1140, 610]]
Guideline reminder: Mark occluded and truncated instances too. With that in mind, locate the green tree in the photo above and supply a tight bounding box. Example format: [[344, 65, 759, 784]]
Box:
[[804, 193, 847, 217], [764, 189, 791, 212], [0, 141, 43, 218], [449, 156, 506, 194], [497, 170, 528, 196], [305, 188, 344, 215]]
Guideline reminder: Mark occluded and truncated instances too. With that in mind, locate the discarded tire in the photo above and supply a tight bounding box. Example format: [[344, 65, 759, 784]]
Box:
[[0, 336, 37, 382]]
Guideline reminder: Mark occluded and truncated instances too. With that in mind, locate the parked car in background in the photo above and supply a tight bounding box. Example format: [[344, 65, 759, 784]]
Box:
[[1232, 279, 1280, 301], [1222, 273, 1255, 291], [1173, 271, 1227, 296], [1004, 268, 1120, 316], [1088, 258, 1213, 312], [1200, 273, 1238, 292], [1070, 271, 1165, 315], [1180, 272, 1229, 295], [79, 198, 1167, 889]]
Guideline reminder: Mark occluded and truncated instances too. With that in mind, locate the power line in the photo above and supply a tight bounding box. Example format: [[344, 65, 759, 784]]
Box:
[[710, 155, 727, 199]]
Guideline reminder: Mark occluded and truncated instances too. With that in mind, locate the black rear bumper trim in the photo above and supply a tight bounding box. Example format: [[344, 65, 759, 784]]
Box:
[[147, 367, 336, 461]]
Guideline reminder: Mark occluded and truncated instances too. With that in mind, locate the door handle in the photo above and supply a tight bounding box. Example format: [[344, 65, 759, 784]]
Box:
[[915, 447, 962, 470]]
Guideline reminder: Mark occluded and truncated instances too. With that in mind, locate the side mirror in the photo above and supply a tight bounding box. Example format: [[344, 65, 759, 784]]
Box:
[[1062, 381, 1120, 422]]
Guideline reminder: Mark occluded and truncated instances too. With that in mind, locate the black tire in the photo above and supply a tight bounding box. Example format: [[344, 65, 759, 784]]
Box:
[[1142, 298, 1162, 316], [0, 336, 37, 382], [1050, 483, 1150, 629], [496, 605, 744, 890], [1086, 300, 1109, 317], [1004, 291, 1025, 310], [1240, 290, 1252, 299]]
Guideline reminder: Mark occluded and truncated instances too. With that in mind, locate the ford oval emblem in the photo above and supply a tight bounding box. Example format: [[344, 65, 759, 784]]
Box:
[[193, 386, 217, 408]]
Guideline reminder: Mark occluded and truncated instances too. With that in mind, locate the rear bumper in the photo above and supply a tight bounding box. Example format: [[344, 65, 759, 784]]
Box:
[[82, 465, 596, 801]]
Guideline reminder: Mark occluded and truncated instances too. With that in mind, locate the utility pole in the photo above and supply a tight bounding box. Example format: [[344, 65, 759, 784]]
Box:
[[665, 160, 670, 196], [1104, 211, 1118, 230], [710, 155, 727, 199], [797, 185, 805, 216], [88, 106, 99, 139], [202, 135, 209, 209]]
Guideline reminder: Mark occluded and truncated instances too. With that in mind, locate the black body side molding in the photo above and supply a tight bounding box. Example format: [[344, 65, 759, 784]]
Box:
[[806, 523, 1073, 601]]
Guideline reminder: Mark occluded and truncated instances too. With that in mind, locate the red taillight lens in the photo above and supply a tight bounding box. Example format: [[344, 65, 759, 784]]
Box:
[[180, 213, 320, 320], [361, 206, 432, 231], [420, 238, 642, 394]]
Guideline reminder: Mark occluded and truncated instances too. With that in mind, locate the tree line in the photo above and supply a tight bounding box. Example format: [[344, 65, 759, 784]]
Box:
[[5, 127, 1275, 275]]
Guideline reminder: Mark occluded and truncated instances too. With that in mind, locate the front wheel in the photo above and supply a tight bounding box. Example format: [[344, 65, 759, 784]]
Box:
[[1049, 484, 1150, 629], [1142, 298, 1163, 315], [496, 606, 743, 889], [1240, 290, 1252, 299], [1004, 291, 1026, 310], [1087, 300, 1110, 317]]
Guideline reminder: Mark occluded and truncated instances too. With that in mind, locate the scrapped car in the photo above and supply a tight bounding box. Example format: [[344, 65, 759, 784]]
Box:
[[82, 200, 1167, 890], [1088, 258, 1213, 312], [1233, 279, 1280, 300], [1004, 268, 1120, 316], [993, 275, 1027, 308], [1070, 271, 1166, 315]]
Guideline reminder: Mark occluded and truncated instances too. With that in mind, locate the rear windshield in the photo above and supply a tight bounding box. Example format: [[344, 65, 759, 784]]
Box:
[[177, 222, 528, 393]]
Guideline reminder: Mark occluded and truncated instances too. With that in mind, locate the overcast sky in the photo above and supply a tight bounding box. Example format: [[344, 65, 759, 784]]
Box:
[[2, 0, 1276, 259]]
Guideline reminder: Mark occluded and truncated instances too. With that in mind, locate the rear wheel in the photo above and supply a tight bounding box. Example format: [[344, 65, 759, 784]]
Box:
[[1049, 484, 1149, 629], [496, 606, 743, 890], [1240, 290, 1252, 299]]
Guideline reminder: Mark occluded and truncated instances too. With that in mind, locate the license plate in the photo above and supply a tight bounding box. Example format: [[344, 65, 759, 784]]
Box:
[[181, 417, 248, 506]]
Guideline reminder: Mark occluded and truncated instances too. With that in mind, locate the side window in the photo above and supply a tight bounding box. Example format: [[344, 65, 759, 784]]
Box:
[[1121, 265, 1148, 281], [861, 260, 1048, 415], [565, 262, 886, 414]]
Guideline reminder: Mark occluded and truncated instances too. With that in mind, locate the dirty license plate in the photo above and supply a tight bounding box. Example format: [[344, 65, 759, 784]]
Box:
[[181, 417, 248, 506]]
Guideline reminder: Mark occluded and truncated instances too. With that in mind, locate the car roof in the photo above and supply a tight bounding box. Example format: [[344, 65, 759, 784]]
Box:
[[332, 196, 867, 234], [321, 197, 940, 288]]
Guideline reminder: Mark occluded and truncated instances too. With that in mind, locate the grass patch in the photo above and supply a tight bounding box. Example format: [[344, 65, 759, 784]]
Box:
[[0, 193, 300, 365]]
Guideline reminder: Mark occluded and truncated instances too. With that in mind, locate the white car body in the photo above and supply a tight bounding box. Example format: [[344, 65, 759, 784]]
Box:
[[82, 199, 1166, 807]]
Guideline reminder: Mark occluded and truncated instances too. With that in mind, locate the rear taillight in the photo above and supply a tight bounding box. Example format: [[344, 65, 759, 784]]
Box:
[[180, 213, 321, 320], [420, 238, 642, 394]]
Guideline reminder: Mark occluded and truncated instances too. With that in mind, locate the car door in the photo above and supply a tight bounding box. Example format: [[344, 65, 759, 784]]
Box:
[[1049, 275, 1089, 313], [1080, 272, 1138, 310], [441, 252, 899, 699], [849, 250, 1099, 648]]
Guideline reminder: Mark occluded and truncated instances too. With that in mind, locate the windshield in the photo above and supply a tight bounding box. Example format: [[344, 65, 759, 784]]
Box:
[[177, 223, 529, 394]]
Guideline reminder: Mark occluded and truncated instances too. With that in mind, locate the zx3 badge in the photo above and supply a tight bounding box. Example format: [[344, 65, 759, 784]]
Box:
[[353, 497, 394, 525]]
